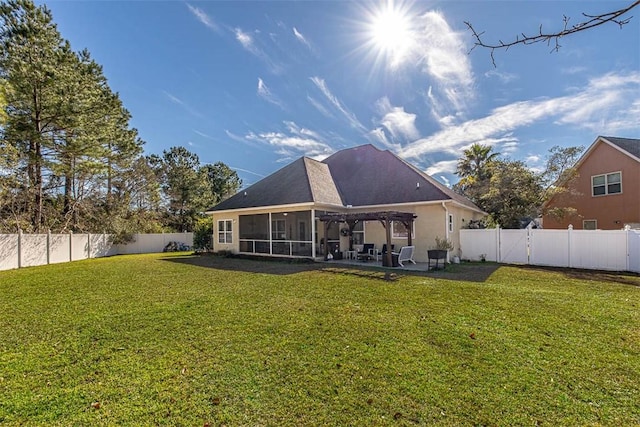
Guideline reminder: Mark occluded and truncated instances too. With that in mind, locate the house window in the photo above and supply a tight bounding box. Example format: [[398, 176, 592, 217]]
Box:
[[392, 221, 415, 239], [583, 220, 597, 230], [592, 172, 621, 196], [448, 214, 453, 232], [351, 221, 364, 245], [217, 220, 233, 243], [272, 219, 286, 240]]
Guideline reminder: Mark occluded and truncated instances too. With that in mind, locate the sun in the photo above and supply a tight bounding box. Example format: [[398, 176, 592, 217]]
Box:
[[367, 0, 415, 67]]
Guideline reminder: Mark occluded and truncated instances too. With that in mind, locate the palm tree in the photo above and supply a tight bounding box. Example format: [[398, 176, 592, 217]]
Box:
[[456, 143, 499, 181], [453, 143, 500, 205]]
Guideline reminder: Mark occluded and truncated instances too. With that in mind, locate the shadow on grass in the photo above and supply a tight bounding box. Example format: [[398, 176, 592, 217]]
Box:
[[160, 254, 502, 283], [519, 264, 640, 287], [159, 254, 324, 275]]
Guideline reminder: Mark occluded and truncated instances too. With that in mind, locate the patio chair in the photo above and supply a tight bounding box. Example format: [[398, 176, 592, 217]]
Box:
[[394, 245, 416, 267], [379, 244, 395, 261], [357, 243, 375, 261]]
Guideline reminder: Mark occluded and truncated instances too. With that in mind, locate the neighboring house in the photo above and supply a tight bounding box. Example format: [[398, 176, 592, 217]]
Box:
[[542, 136, 640, 230], [206, 144, 485, 262]]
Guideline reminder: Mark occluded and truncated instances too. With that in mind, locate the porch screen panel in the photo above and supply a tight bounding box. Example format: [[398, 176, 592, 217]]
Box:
[[239, 214, 269, 239], [239, 214, 269, 253]]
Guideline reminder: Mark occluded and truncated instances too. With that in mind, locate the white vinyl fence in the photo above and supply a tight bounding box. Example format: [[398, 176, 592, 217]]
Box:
[[0, 232, 193, 271], [460, 227, 640, 273]]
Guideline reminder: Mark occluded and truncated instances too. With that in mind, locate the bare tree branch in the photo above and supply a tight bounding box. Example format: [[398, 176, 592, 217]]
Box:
[[465, 1, 640, 66]]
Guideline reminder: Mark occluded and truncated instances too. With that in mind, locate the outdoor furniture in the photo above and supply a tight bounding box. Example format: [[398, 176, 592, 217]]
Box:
[[379, 243, 394, 261], [394, 246, 416, 267], [427, 249, 447, 270], [357, 243, 375, 261], [344, 250, 358, 259]]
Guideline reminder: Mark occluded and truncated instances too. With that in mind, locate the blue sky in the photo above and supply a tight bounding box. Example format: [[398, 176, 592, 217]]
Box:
[[41, 1, 639, 187]]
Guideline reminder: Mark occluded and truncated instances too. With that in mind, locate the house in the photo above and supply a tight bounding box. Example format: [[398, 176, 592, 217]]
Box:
[[206, 144, 485, 262], [542, 136, 640, 230]]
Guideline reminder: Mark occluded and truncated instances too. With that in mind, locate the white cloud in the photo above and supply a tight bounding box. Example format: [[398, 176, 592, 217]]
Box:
[[375, 97, 419, 141], [293, 27, 312, 50], [245, 121, 335, 161], [235, 28, 256, 53], [309, 76, 366, 131], [561, 66, 587, 75], [401, 71, 640, 160], [414, 11, 474, 112], [193, 130, 215, 140], [162, 90, 204, 119], [234, 28, 283, 74], [367, 127, 401, 152], [186, 3, 219, 32], [257, 78, 285, 109], [307, 95, 333, 118], [425, 159, 458, 176], [484, 69, 517, 83]]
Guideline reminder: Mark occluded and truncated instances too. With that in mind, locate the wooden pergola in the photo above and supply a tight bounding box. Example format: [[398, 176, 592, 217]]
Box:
[[318, 211, 417, 266]]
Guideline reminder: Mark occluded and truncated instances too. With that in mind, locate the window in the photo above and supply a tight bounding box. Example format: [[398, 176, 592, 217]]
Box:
[[272, 219, 286, 240], [592, 172, 621, 196], [392, 221, 415, 239], [217, 220, 233, 243], [351, 221, 364, 245], [448, 214, 454, 232], [583, 220, 597, 230]]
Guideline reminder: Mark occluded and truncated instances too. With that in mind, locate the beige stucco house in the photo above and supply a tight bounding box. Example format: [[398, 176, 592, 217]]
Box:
[[542, 136, 640, 230], [206, 144, 485, 263]]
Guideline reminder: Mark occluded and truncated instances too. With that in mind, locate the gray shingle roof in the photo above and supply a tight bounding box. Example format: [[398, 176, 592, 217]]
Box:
[[208, 144, 481, 212], [602, 136, 640, 159], [322, 144, 479, 209], [209, 157, 342, 211]]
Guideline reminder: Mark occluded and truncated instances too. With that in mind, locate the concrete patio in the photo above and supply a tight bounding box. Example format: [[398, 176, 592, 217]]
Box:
[[321, 257, 445, 272]]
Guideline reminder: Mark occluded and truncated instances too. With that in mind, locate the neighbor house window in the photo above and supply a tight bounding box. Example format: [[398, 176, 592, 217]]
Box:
[[448, 214, 454, 232], [218, 220, 233, 243], [583, 220, 597, 230], [392, 221, 415, 239], [592, 172, 621, 196]]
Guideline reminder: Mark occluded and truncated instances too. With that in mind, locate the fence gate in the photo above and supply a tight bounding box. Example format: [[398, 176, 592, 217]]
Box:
[[499, 229, 529, 264]]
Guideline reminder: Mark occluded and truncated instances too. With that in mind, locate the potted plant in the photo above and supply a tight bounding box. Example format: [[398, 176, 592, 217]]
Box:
[[428, 236, 454, 262]]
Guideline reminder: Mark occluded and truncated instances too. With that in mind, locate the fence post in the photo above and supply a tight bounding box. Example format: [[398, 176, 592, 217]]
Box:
[[17, 229, 22, 269], [496, 226, 501, 262], [625, 225, 631, 271], [567, 225, 573, 268], [47, 229, 51, 265], [69, 230, 73, 262], [87, 233, 91, 259]]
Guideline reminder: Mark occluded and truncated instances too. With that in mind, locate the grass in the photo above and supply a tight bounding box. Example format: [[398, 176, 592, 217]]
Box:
[[0, 253, 639, 426]]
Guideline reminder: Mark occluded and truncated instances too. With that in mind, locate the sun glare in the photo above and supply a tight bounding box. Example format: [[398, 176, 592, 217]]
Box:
[[368, 1, 415, 67]]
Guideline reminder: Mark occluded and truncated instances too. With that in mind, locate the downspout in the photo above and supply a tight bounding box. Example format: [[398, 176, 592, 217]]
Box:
[[441, 201, 450, 263]]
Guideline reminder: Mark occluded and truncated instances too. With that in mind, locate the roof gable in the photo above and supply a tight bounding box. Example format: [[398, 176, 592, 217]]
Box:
[[600, 136, 640, 162], [322, 144, 480, 209], [208, 157, 342, 211]]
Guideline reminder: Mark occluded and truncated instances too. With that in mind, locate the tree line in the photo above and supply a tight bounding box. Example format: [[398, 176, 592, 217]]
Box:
[[454, 143, 583, 228], [0, 0, 241, 241]]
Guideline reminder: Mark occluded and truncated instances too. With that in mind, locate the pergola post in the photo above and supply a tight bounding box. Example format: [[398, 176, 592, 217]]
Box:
[[384, 218, 392, 267], [323, 221, 330, 260]]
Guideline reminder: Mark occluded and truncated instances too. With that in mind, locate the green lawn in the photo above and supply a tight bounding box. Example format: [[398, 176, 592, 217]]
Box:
[[0, 253, 638, 426]]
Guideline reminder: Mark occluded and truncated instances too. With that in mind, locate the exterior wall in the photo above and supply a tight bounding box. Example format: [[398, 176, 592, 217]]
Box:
[[210, 206, 316, 256], [345, 203, 484, 263], [210, 211, 241, 253], [210, 202, 485, 262], [544, 141, 640, 229]]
